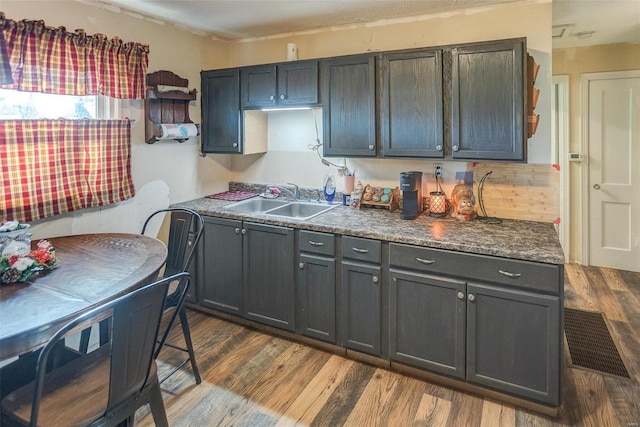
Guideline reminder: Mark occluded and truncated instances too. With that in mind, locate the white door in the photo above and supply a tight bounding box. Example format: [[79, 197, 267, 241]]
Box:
[[585, 71, 640, 272]]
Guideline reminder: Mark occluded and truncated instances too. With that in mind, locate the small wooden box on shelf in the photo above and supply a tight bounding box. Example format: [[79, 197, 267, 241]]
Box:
[[359, 185, 400, 212]]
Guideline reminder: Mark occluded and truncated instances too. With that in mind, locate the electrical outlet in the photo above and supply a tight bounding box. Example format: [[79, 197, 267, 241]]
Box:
[[434, 164, 443, 177]]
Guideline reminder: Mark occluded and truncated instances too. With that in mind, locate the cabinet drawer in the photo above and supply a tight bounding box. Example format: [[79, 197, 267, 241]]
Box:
[[342, 236, 381, 264], [389, 243, 561, 295], [299, 230, 335, 256]]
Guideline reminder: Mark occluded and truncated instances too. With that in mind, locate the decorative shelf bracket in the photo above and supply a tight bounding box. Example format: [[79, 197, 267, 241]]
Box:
[[145, 70, 200, 144]]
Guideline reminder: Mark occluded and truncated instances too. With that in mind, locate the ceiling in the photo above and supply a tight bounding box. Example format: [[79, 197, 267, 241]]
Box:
[[99, 0, 639, 47]]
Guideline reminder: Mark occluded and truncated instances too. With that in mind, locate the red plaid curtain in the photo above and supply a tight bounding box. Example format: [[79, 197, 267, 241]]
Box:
[[0, 13, 148, 99], [0, 120, 136, 223]]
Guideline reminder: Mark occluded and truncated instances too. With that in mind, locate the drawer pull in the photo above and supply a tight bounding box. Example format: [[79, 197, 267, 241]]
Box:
[[309, 241, 324, 247], [498, 269, 522, 278], [415, 257, 435, 265], [352, 247, 369, 254]]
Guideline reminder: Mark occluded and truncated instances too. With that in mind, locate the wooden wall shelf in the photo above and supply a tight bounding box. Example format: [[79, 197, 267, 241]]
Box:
[[145, 70, 198, 144]]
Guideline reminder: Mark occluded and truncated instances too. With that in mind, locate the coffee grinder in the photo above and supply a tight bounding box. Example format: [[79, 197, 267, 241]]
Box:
[[400, 171, 423, 220]]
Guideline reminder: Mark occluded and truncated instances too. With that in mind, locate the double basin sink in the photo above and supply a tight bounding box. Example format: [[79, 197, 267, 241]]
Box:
[[224, 197, 339, 221]]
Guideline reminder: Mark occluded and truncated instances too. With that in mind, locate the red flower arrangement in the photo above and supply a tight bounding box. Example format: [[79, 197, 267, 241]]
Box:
[[0, 240, 59, 285]]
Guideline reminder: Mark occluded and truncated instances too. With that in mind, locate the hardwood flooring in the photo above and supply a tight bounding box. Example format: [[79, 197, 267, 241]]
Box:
[[137, 264, 640, 426]]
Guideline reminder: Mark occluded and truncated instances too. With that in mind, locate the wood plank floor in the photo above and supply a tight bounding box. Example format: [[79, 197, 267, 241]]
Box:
[[137, 264, 640, 426]]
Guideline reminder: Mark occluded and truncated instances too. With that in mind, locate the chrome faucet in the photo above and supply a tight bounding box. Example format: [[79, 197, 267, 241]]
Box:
[[286, 183, 301, 200], [267, 183, 300, 200]]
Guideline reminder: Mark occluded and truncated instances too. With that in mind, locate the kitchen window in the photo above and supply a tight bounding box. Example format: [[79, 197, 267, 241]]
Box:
[[1, 14, 147, 223]]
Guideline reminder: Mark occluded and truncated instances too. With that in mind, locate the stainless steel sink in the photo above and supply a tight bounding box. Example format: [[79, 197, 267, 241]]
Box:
[[223, 198, 289, 213], [224, 198, 338, 220], [265, 202, 339, 220]]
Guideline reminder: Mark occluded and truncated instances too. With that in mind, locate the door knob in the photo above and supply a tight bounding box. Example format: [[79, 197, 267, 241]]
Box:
[[299, 262, 305, 269], [593, 184, 601, 190]]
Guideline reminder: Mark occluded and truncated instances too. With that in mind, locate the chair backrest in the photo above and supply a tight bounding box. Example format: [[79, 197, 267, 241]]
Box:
[[142, 208, 204, 277], [28, 273, 189, 426]]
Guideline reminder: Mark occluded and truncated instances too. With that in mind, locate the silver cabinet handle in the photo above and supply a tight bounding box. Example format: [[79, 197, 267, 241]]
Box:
[[436, 144, 443, 151], [593, 184, 601, 190], [232, 142, 238, 148], [416, 257, 435, 265], [352, 247, 369, 254], [188, 241, 193, 247], [468, 294, 475, 302], [368, 145, 375, 151], [372, 276, 379, 283], [235, 228, 240, 234], [299, 262, 305, 269], [241, 229, 247, 235], [280, 94, 285, 100], [269, 95, 275, 100], [452, 145, 459, 152], [498, 270, 522, 278], [457, 291, 465, 300], [309, 241, 324, 247]]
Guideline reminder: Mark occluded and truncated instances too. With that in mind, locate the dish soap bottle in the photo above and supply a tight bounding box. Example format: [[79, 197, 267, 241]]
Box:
[[323, 174, 336, 203]]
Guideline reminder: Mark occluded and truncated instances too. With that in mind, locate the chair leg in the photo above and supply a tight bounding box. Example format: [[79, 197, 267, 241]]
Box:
[[148, 379, 169, 427], [178, 307, 202, 384]]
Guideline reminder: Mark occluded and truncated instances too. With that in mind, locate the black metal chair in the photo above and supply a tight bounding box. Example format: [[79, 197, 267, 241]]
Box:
[[0, 273, 188, 427], [142, 208, 204, 384]]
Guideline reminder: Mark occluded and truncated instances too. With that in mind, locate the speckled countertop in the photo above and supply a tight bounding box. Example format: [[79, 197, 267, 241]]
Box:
[[174, 195, 565, 265]]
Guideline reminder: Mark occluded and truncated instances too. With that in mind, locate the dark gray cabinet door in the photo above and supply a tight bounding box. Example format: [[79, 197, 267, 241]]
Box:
[[321, 54, 377, 157], [450, 38, 526, 161], [297, 253, 336, 343], [198, 217, 243, 315], [466, 282, 561, 405], [342, 261, 381, 356], [277, 61, 319, 106], [381, 49, 444, 158], [389, 269, 466, 378], [244, 222, 295, 331], [241, 65, 277, 108], [201, 69, 242, 154]]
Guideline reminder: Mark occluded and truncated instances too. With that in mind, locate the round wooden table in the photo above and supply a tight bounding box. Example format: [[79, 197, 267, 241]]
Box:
[[0, 233, 167, 361]]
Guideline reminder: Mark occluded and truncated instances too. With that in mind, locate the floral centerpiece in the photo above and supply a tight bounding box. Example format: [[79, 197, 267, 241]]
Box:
[[0, 240, 58, 285], [1, 220, 59, 285]]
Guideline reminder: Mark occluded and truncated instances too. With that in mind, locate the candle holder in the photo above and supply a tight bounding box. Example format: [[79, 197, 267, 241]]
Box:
[[429, 191, 448, 217]]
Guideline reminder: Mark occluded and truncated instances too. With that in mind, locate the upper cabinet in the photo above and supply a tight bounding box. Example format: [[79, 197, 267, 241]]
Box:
[[241, 61, 319, 109], [381, 49, 444, 158], [321, 54, 377, 157], [450, 38, 526, 161], [201, 69, 242, 154], [201, 37, 530, 161]]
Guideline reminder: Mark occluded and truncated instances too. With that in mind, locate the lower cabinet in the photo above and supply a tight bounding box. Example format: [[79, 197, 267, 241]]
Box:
[[243, 222, 295, 331], [296, 230, 336, 343], [194, 216, 563, 409], [341, 236, 383, 357], [389, 243, 562, 406], [198, 218, 295, 332], [198, 217, 243, 315], [466, 282, 560, 405], [389, 270, 466, 378]]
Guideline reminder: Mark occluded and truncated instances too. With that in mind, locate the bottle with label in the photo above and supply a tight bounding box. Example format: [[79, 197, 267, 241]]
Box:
[[323, 174, 336, 203]]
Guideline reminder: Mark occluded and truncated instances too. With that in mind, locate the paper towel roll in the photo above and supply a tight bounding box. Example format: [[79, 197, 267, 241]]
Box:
[[156, 123, 199, 140]]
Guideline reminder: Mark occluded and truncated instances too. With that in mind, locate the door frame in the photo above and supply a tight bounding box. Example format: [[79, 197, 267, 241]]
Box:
[[552, 75, 569, 261], [580, 70, 640, 267]]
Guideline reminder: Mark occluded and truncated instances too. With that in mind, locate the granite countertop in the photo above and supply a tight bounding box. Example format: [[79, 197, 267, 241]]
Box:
[[174, 196, 565, 265]]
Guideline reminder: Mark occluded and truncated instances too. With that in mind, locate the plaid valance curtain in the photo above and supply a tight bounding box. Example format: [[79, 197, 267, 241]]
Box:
[[0, 120, 136, 223], [0, 12, 148, 98]]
